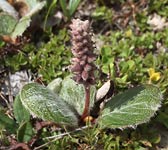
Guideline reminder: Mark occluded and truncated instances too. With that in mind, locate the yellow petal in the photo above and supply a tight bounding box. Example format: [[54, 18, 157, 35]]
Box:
[[148, 68, 155, 77], [150, 72, 161, 81], [125, 29, 133, 38]]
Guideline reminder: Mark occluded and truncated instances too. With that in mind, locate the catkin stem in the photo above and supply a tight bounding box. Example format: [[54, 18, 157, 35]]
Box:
[[81, 85, 90, 119]]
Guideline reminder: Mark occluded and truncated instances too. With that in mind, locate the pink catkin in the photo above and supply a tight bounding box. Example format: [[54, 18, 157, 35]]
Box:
[[69, 19, 97, 85]]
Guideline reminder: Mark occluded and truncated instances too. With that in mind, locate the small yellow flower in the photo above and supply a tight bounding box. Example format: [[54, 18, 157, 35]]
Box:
[[125, 29, 133, 38], [148, 68, 161, 82]]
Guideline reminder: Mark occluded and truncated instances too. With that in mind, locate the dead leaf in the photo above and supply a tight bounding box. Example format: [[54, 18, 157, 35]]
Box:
[[147, 13, 168, 31]]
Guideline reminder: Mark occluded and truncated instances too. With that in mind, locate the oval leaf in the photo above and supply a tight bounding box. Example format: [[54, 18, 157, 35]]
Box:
[[99, 85, 162, 128], [13, 95, 30, 124], [20, 83, 78, 126], [0, 13, 17, 36], [11, 17, 31, 38], [47, 78, 63, 94], [59, 77, 96, 115], [11, 0, 46, 38], [17, 121, 33, 142], [0, 108, 18, 134]]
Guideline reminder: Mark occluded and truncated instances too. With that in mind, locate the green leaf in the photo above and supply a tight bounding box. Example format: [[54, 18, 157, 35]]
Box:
[[11, 0, 46, 38], [69, 0, 81, 16], [25, 0, 46, 17], [17, 121, 33, 142], [59, 0, 69, 18], [11, 17, 31, 38], [43, 0, 57, 30], [26, 0, 46, 14], [20, 83, 78, 126], [59, 77, 96, 115], [0, 108, 17, 134], [0, 13, 17, 36], [47, 78, 63, 94], [0, 0, 45, 39], [156, 111, 168, 128], [99, 85, 162, 128], [127, 60, 135, 70], [13, 95, 30, 124], [26, 0, 38, 9]]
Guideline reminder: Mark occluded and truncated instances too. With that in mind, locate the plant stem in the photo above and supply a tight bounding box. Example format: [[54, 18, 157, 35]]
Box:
[[81, 85, 90, 120]]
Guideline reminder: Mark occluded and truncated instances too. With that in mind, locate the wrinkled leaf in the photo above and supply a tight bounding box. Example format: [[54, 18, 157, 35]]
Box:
[[17, 121, 33, 142], [20, 83, 78, 126], [0, 108, 17, 134], [99, 85, 162, 128], [0, 13, 17, 36], [13, 95, 30, 124], [59, 77, 96, 115]]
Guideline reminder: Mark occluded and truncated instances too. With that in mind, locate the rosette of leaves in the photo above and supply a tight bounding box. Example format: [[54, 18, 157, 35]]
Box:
[[17, 77, 163, 128], [0, 0, 46, 43]]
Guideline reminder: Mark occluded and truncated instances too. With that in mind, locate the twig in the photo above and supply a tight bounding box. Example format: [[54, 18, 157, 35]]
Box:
[[44, 126, 88, 140], [8, 72, 13, 110], [0, 92, 10, 107], [34, 126, 89, 150]]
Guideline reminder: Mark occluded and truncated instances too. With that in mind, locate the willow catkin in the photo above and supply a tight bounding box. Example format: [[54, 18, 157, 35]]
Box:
[[69, 19, 97, 86]]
